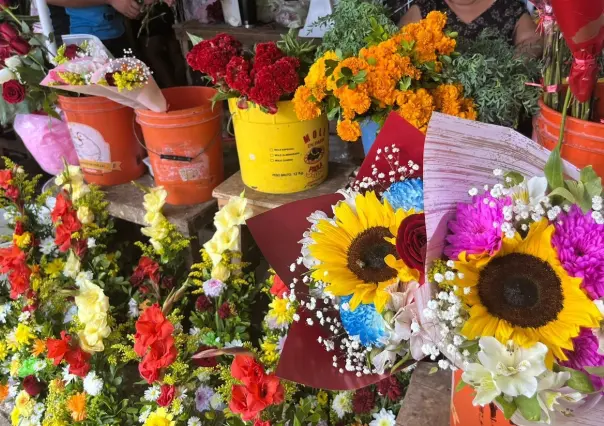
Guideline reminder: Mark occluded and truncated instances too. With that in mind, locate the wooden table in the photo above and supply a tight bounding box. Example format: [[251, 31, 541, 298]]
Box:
[[103, 175, 218, 261], [212, 162, 357, 217]]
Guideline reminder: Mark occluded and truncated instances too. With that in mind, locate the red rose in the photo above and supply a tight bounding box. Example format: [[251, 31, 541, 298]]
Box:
[[0, 22, 18, 40], [231, 355, 265, 387], [5, 185, 19, 201], [0, 169, 12, 189], [269, 275, 287, 298], [14, 221, 24, 236], [51, 193, 72, 223], [396, 213, 427, 272], [157, 384, 176, 407], [195, 295, 212, 312], [0, 46, 10, 63], [22, 375, 45, 397], [9, 37, 30, 55], [134, 304, 174, 357], [254, 420, 271, 426], [2, 79, 25, 104], [139, 337, 178, 384], [65, 346, 91, 377], [64, 44, 80, 60], [229, 384, 267, 422]]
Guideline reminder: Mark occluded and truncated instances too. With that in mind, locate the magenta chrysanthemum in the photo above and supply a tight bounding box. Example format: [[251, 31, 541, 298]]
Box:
[[444, 193, 511, 260], [552, 205, 604, 299], [561, 328, 604, 393]]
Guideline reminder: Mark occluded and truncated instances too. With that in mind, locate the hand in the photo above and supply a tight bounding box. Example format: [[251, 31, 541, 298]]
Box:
[[109, 0, 141, 20]]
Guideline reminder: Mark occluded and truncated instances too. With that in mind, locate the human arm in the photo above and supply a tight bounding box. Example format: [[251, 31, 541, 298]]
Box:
[[46, 0, 141, 19], [513, 12, 543, 58], [398, 4, 422, 27]]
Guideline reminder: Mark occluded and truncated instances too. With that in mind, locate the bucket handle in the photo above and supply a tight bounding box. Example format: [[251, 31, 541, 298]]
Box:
[[133, 119, 221, 163]]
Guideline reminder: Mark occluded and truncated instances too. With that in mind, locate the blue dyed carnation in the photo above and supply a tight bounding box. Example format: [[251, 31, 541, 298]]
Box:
[[383, 178, 424, 211], [339, 295, 386, 347]]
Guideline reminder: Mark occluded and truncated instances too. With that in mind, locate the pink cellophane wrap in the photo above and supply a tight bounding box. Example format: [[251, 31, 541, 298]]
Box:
[[423, 113, 601, 424], [13, 113, 79, 174]]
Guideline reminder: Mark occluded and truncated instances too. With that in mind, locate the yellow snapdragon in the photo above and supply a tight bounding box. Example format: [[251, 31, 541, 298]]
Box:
[[75, 278, 111, 353]]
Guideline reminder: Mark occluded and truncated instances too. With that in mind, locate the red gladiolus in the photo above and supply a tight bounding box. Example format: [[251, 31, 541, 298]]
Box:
[[61, 211, 82, 233], [250, 374, 284, 407], [1, 80, 25, 104], [230, 384, 267, 422], [51, 193, 73, 223], [138, 337, 178, 384], [231, 355, 265, 387], [254, 420, 271, 426], [157, 384, 176, 407], [46, 331, 72, 366], [54, 225, 72, 253], [22, 375, 45, 397], [4, 185, 19, 201], [269, 275, 287, 298], [0, 245, 30, 299], [132, 256, 160, 285], [0, 169, 12, 189], [65, 346, 91, 377], [134, 304, 174, 357], [72, 239, 88, 258]]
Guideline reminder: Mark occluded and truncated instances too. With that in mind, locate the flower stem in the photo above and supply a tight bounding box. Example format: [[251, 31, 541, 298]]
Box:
[[557, 87, 573, 148]]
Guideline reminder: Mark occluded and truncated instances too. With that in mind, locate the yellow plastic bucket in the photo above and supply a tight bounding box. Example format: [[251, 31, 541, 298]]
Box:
[[229, 99, 329, 194]]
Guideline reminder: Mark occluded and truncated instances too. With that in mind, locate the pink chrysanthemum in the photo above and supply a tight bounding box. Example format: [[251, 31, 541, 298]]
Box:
[[552, 205, 604, 299], [444, 193, 511, 260], [561, 328, 604, 393]]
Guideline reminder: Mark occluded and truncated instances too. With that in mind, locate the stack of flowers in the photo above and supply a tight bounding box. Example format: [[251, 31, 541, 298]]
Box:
[[293, 11, 476, 141], [186, 34, 302, 113]]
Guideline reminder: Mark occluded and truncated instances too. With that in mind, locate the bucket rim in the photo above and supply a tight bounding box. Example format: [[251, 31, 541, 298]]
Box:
[[538, 99, 604, 129], [135, 86, 221, 118]]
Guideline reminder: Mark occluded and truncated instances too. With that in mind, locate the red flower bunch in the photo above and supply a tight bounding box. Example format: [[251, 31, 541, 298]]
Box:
[[269, 275, 288, 298], [51, 192, 82, 252], [134, 304, 177, 383], [229, 355, 284, 421], [252, 42, 284, 75], [248, 56, 300, 113], [186, 33, 241, 83], [130, 256, 160, 289], [0, 245, 31, 299], [0, 169, 20, 202], [225, 56, 252, 95], [352, 387, 375, 414], [63, 44, 80, 60], [46, 331, 91, 377], [0, 22, 30, 56]]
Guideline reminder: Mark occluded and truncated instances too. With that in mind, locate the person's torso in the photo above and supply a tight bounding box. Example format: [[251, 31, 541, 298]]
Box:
[[66, 5, 124, 40]]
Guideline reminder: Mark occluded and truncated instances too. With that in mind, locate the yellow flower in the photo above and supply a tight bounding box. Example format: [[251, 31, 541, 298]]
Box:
[[76, 206, 95, 225], [0, 341, 8, 361], [336, 119, 362, 142], [293, 86, 322, 121], [214, 194, 252, 232], [317, 390, 328, 406], [455, 219, 602, 365], [44, 258, 65, 276], [309, 192, 409, 312], [144, 407, 175, 426], [143, 186, 168, 214], [63, 251, 81, 279], [67, 392, 87, 422], [70, 182, 90, 202], [260, 340, 279, 364], [75, 280, 109, 323], [400, 11, 456, 63], [305, 50, 338, 101], [32, 339, 46, 357], [10, 407, 19, 426], [9, 359, 20, 377], [266, 298, 295, 327], [203, 227, 240, 266], [79, 314, 111, 353], [211, 263, 231, 282], [55, 165, 85, 189], [13, 232, 32, 249], [10, 324, 35, 350], [141, 217, 170, 242], [15, 391, 30, 411]]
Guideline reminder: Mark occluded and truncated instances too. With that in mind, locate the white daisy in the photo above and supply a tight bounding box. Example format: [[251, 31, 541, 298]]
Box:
[[332, 392, 352, 419], [0, 303, 12, 323], [187, 417, 202, 426], [40, 237, 56, 255], [369, 408, 396, 426], [83, 371, 104, 396], [224, 339, 244, 348], [144, 384, 161, 402]]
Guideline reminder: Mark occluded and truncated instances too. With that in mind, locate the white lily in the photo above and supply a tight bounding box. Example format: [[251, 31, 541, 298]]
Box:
[[512, 176, 549, 208], [462, 362, 501, 405], [533, 369, 587, 424]]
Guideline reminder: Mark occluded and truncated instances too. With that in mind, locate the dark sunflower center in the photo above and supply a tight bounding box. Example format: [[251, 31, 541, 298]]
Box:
[[477, 253, 564, 328], [347, 226, 397, 283]]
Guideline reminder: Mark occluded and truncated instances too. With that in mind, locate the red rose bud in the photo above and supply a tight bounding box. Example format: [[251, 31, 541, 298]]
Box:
[[72, 239, 88, 258], [22, 375, 45, 397], [0, 22, 18, 41], [195, 295, 212, 312], [9, 37, 30, 55], [396, 213, 427, 272], [64, 44, 80, 60], [1, 80, 26, 104], [156, 384, 176, 407]]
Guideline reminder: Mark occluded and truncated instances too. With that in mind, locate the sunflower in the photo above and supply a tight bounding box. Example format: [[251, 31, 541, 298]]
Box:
[[455, 219, 602, 363], [309, 191, 413, 312]]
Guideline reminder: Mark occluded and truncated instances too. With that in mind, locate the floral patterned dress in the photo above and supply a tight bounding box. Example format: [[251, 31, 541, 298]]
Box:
[[411, 0, 527, 43]]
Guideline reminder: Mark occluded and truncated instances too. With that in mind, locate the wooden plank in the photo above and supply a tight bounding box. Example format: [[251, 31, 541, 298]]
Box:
[[397, 362, 451, 426], [212, 162, 357, 217]]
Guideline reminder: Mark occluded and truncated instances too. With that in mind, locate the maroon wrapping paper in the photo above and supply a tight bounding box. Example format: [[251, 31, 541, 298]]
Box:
[[246, 113, 426, 390]]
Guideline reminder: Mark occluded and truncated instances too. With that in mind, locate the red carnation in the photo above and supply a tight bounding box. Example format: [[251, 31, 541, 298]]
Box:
[[139, 337, 178, 384], [65, 346, 91, 377], [134, 304, 174, 357], [4, 185, 19, 201], [231, 355, 265, 387], [253, 42, 283, 74], [51, 193, 72, 223], [157, 384, 176, 407], [225, 56, 252, 95], [269, 275, 287, 298], [64, 44, 80, 60], [218, 302, 233, 319], [396, 213, 426, 272], [195, 295, 212, 312], [352, 387, 375, 414], [22, 375, 45, 397], [192, 345, 218, 368], [14, 221, 24, 236], [377, 376, 403, 401], [2, 79, 25, 104], [0, 169, 12, 189], [45, 332, 72, 366]]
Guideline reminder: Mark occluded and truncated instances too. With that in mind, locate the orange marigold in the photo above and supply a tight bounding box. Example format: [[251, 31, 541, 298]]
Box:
[[305, 50, 338, 102], [293, 86, 322, 121], [326, 57, 369, 92], [0, 384, 8, 403], [337, 119, 362, 142], [432, 84, 477, 121], [31, 339, 46, 357], [67, 392, 87, 422], [334, 85, 371, 120], [400, 11, 456, 63], [395, 88, 434, 133]]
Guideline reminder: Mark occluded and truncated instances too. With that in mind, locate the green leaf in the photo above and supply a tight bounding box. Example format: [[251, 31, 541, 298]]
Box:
[[340, 67, 353, 78], [548, 187, 576, 204], [399, 76, 412, 91], [564, 180, 586, 209], [496, 396, 517, 420], [293, 415, 302, 426], [455, 379, 467, 392], [545, 143, 564, 190], [580, 166, 603, 198], [327, 106, 340, 121], [515, 395, 541, 422], [503, 171, 524, 188], [335, 48, 343, 60], [187, 33, 203, 46], [560, 367, 596, 393], [584, 366, 604, 377]]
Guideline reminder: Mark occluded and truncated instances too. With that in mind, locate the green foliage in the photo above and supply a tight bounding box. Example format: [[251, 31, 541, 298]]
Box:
[[449, 30, 541, 128], [277, 29, 318, 78], [313, 0, 397, 57]]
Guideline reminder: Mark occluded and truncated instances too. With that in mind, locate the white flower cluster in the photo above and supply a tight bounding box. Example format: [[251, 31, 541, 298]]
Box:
[[592, 195, 604, 224], [351, 144, 419, 195]]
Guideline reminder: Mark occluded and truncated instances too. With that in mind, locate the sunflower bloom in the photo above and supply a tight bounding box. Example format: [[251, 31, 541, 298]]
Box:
[[455, 219, 602, 364]]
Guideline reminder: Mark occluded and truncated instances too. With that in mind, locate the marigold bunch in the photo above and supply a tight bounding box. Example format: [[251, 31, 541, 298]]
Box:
[[293, 11, 476, 142]]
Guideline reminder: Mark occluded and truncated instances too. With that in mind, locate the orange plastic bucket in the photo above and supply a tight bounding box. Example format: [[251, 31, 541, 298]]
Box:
[[135, 87, 223, 205], [59, 95, 146, 186], [533, 85, 604, 176]]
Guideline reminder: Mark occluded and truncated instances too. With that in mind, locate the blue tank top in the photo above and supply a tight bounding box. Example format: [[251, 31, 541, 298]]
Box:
[[66, 5, 124, 40]]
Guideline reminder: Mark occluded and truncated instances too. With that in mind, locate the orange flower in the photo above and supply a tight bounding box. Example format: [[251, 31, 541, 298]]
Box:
[[327, 57, 369, 92], [336, 119, 362, 142], [395, 88, 435, 133], [67, 392, 87, 422], [400, 11, 456, 63], [432, 84, 477, 121], [31, 339, 46, 357], [0, 384, 9, 402], [293, 86, 322, 121]]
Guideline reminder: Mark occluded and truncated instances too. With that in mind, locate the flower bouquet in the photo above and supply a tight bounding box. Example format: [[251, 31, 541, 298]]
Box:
[[292, 11, 476, 147]]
